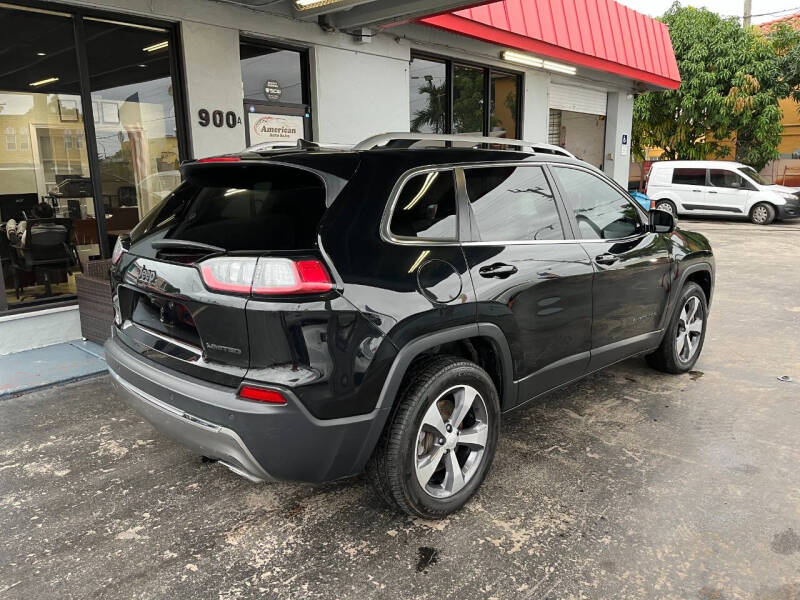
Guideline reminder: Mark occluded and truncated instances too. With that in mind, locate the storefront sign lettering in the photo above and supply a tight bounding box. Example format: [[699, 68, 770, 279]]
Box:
[[198, 108, 241, 129], [248, 113, 304, 145]]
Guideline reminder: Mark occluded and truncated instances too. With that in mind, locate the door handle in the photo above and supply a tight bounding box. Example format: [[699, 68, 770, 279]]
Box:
[[708, 190, 718, 194], [478, 263, 518, 278], [594, 253, 619, 266], [692, 189, 703, 193]]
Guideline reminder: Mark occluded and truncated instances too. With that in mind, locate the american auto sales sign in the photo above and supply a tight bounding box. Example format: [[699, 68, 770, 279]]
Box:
[[248, 113, 304, 144]]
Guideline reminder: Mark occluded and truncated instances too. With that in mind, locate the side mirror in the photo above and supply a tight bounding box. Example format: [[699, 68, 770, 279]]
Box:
[[649, 209, 675, 234]]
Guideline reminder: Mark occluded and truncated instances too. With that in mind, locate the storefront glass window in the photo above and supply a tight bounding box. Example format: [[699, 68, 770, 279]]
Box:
[[0, 5, 96, 307], [409, 54, 521, 140], [409, 58, 447, 134], [452, 64, 485, 135], [240, 42, 304, 104], [240, 40, 310, 147], [490, 71, 518, 139], [84, 18, 181, 242]]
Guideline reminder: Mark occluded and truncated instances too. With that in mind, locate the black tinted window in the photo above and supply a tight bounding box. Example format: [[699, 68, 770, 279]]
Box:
[[672, 168, 706, 186], [130, 164, 325, 250], [709, 169, 746, 189], [465, 166, 563, 241], [552, 167, 644, 240], [390, 170, 457, 239]]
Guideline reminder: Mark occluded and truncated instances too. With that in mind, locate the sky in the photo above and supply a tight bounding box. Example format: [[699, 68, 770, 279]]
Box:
[[616, 0, 800, 23]]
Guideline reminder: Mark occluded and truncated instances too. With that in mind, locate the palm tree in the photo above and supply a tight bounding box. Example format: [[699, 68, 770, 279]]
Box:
[[411, 77, 447, 133]]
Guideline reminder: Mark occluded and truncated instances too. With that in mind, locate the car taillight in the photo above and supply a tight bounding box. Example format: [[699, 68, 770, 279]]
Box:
[[111, 236, 126, 265], [200, 257, 257, 293], [238, 385, 287, 404], [198, 257, 332, 295], [251, 258, 332, 295]]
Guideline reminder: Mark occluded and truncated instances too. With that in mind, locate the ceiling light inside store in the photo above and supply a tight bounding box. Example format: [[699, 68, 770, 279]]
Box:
[[543, 60, 576, 75], [501, 50, 543, 68], [142, 41, 168, 52], [29, 77, 59, 87]]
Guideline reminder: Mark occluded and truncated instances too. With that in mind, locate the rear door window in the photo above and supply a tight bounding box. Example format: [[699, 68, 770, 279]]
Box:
[[464, 165, 564, 241], [672, 168, 707, 186], [389, 170, 457, 240], [130, 164, 326, 250]]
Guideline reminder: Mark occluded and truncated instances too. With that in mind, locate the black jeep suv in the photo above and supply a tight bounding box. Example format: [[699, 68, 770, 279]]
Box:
[[106, 133, 714, 518]]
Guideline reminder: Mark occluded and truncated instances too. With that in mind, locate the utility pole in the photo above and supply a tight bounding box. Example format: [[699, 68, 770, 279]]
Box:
[[743, 0, 752, 27]]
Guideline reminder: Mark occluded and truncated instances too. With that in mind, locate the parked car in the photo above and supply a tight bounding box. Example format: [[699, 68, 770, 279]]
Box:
[[105, 133, 715, 518], [646, 160, 800, 225]]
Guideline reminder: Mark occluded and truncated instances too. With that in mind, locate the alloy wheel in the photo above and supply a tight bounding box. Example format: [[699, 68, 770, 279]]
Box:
[[676, 296, 703, 363], [414, 384, 489, 499], [752, 205, 769, 224]]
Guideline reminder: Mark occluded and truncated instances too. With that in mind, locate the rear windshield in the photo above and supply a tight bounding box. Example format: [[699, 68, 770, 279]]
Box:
[[130, 164, 326, 251]]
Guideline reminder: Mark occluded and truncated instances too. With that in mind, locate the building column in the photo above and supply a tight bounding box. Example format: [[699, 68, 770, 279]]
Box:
[[603, 91, 634, 187], [521, 70, 550, 142], [310, 45, 410, 145], [181, 22, 246, 159]]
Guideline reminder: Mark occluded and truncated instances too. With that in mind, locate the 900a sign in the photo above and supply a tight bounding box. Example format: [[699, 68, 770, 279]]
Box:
[[198, 109, 241, 129]]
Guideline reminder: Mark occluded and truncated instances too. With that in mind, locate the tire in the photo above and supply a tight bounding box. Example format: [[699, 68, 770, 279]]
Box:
[[749, 202, 775, 225], [655, 200, 677, 217], [646, 282, 708, 374], [367, 355, 500, 519]]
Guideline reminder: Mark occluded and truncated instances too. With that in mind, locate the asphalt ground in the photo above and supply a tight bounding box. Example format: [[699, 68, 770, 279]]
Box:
[[2, 217, 799, 600]]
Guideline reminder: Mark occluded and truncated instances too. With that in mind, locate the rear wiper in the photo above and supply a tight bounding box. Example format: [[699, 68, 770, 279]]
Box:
[[151, 239, 225, 253]]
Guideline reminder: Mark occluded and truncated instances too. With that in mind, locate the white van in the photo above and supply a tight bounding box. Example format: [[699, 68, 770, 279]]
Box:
[[646, 160, 800, 225]]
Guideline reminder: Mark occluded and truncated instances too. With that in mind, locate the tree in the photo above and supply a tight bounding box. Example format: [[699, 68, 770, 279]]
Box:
[[633, 3, 786, 170], [410, 79, 447, 134]]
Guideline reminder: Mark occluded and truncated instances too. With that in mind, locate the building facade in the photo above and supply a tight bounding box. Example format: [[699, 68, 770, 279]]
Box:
[[0, 0, 679, 352]]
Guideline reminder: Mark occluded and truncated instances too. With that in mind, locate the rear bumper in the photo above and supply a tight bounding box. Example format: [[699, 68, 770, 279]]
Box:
[[108, 366, 272, 482], [105, 332, 389, 483]]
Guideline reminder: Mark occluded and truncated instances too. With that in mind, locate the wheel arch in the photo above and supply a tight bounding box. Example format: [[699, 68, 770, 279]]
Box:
[[351, 324, 515, 473]]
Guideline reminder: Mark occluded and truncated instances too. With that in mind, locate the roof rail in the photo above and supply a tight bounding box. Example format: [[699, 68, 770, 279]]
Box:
[[352, 132, 575, 157], [247, 139, 353, 152]]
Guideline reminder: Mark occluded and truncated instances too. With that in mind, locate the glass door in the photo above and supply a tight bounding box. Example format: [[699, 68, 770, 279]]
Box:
[[83, 18, 182, 241]]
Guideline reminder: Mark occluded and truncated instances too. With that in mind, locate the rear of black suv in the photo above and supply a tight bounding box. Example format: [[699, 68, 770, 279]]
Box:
[[105, 154, 398, 483]]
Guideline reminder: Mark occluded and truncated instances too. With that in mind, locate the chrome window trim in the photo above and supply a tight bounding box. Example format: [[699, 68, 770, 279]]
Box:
[[381, 165, 462, 246]]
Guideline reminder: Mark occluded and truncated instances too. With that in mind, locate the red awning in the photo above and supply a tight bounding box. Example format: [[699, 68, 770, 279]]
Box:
[[420, 0, 681, 90]]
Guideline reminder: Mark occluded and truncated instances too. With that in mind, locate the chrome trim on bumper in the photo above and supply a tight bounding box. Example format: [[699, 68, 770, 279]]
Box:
[[108, 365, 271, 483]]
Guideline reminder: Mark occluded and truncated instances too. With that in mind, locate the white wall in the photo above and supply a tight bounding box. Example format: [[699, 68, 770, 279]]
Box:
[[603, 92, 635, 187], [0, 306, 81, 355], [181, 22, 245, 158], [310, 45, 410, 144], [522, 70, 550, 142]]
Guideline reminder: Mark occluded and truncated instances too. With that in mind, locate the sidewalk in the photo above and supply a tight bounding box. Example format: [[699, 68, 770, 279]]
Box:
[[0, 340, 107, 398]]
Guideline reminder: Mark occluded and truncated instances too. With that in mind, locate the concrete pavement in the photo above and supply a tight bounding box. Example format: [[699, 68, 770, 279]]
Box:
[[1, 218, 799, 599]]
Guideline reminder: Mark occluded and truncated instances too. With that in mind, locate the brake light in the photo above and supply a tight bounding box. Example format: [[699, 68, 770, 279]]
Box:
[[197, 156, 241, 163], [238, 385, 287, 404], [198, 257, 332, 295], [251, 258, 332, 295]]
